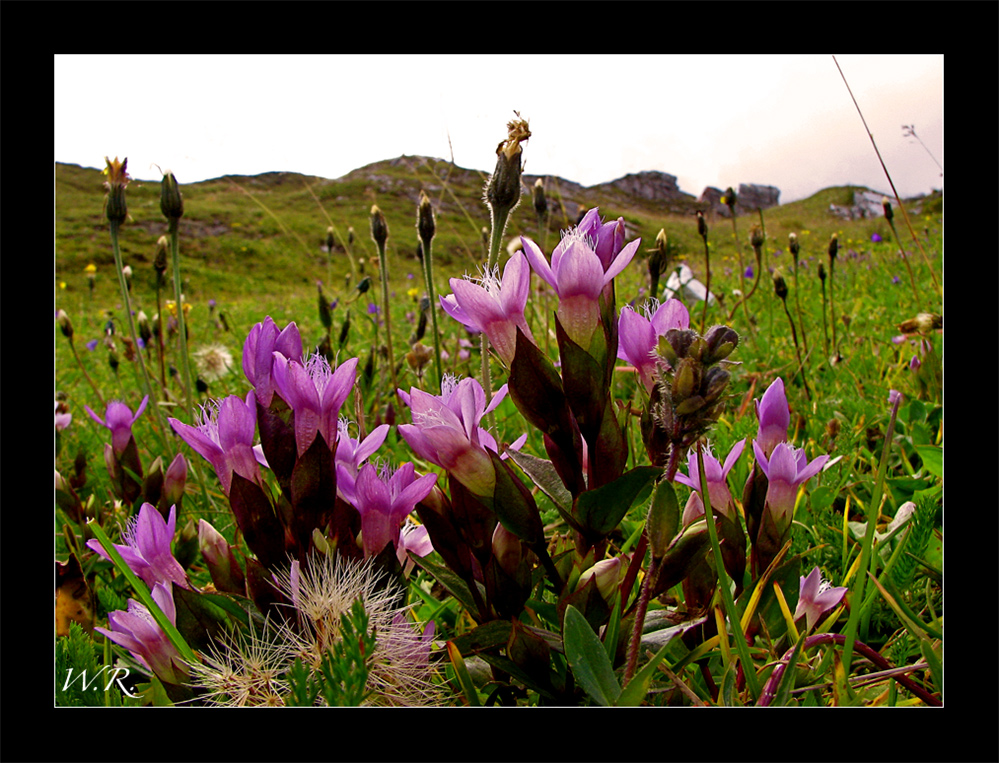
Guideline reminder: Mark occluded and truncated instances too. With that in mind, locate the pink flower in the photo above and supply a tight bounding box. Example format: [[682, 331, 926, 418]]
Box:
[[617, 298, 690, 393], [441, 250, 534, 366], [242, 317, 303, 407], [85, 396, 148, 457], [334, 420, 390, 504], [755, 378, 790, 459], [96, 582, 189, 685], [397, 375, 507, 498], [676, 440, 745, 523], [169, 392, 266, 495], [271, 352, 358, 456], [753, 441, 830, 530], [87, 503, 190, 590], [793, 566, 848, 631], [521, 208, 640, 348], [350, 462, 437, 559]]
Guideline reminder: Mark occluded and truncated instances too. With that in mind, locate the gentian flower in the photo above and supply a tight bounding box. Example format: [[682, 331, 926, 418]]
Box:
[[349, 461, 437, 559], [617, 298, 690, 393], [169, 392, 266, 495], [334, 419, 390, 504], [752, 440, 830, 530], [85, 395, 148, 458], [397, 374, 506, 498], [96, 582, 188, 685], [242, 317, 303, 407], [271, 352, 358, 457], [793, 566, 848, 631], [440, 249, 534, 366], [87, 502, 191, 590], [676, 440, 746, 523], [521, 208, 640, 348], [55, 401, 72, 432], [754, 377, 790, 458]]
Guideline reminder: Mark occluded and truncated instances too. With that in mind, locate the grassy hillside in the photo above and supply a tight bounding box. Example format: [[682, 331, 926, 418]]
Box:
[[54, 157, 941, 317]]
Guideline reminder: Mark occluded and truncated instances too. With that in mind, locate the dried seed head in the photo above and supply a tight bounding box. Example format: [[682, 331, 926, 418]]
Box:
[[750, 224, 765, 250], [486, 112, 529, 215]]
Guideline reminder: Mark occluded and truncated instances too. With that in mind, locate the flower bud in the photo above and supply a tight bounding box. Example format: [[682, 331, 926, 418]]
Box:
[[882, 196, 893, 222], [416, 192, 435, 245], [103, 156, 130, 224], [137, 311, 152, 346], [57, 309, 74, 340], [722, 187, 737, 211], [703, 325, 739, 363], [326, 226, 335, 252], [577, 557, 624, 603], [818, 263, 827, 283], [672, 357, 700, 401], [696, 211, 708, 241], [160, 170, 184, 220], [828, 233, 839, 261], [701, 365, 731, 405], [773, 270, 788, 300], [153, 235, 169, 278], [788, 232, 800, 263], [370, 205, 389, 248], [532, 178, 547, 218], [750, 224, 765, 250]]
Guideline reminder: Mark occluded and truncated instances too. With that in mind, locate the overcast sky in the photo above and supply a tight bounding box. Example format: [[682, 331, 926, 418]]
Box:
[[54, 54, 943, 204]]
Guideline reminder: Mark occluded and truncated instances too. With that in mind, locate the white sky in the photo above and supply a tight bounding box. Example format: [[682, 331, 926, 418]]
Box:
[[54, 54, 943, 204]]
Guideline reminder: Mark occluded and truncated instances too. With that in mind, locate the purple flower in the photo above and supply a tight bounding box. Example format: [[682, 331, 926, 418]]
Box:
[[271, 352, 358, 456], [888, 389, 903, 406], [521, 208, 640, 348], [676, 440, 745, 523], [87, 502, 191, 590], [744, 266, 754, 279], [793, 566, 848, 631], [752, 441, 830, 530], [55, 401, 72, 432], [441, 249, 534, 366], [617, 298, 690, 393], [755, 378, 790, 459], [242, 317, 303, 407], [85, 396, 148, 457], [169, 392, 266, 495], [96, 582, 188, 685], [871, 233, 882, 243], [335, 420, 390, 504], [350, 461, 437, 559], [397, 375, 506, 498]]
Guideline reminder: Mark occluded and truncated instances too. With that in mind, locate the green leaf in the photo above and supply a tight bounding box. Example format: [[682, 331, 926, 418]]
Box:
[[913, 444, 942, 478], [646, 478, 679, 559], [616, 639, 674, 706], [506, 449, 573, 515], [447, 641, 481, 707], [562, 605, 620, 706], [574, 465, 660, 539]]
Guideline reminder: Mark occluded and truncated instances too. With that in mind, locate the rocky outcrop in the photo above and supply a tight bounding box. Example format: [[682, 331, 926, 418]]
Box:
[[829, 190, 889, 220], [700, 184, 780, 217]]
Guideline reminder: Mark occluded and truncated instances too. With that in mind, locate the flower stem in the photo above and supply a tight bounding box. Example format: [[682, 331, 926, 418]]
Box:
[[167, 219, 196, 415], [374, 237, 399, 395], [841, 392, 901, 673], [694, 441, 760, 700], [109, 219, 168, 444], [87, 518, 199, 666]]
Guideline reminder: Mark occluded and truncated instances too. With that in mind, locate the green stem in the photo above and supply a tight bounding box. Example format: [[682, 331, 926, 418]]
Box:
[[168, 219, 196, 416], [695, 441, 760, 700], [420, 233, 444, 390], [375, 238, 399, 395], [109, 220, 168, 445], [87, 519, 199, 666], [481, 204, 514, 432], [841, 392, 901, 673]]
